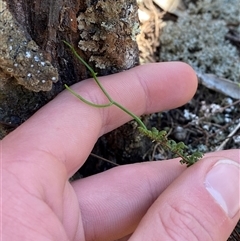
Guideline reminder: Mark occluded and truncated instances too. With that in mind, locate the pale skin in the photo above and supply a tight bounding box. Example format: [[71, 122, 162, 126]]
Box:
[[2, 62, 240, 241]]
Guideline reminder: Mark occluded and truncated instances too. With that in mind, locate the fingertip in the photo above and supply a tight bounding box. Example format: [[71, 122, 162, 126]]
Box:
[[164, 61, 198, 101], [130, 150, 240, 241], [133, 61, 198, 113], [173, 61, 198, 95]]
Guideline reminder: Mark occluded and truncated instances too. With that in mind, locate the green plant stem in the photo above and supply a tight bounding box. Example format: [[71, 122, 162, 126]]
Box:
[[63, 40, 147, 130], [112, 101, 147, 130], [65, 84, 113, 108], [63, 41, 113, 102], [63, 41, 203, 166], [64, 84, 147, 129]]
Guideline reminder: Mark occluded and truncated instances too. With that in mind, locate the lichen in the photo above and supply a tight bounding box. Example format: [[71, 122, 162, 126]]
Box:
[[77, 0, 140, 72], [159, 0, 240, 83], [0, 1, 58, 92], [185, 0, 239, 26]]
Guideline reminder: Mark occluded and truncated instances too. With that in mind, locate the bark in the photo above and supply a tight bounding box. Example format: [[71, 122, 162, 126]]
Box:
[[0, 0, 150, 176], [0, 0, 88, 137]]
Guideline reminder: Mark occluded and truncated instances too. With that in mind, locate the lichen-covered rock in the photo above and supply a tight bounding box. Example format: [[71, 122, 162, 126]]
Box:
[[77, 0, 140, 72], [0, 1, 58, 92], [160, 0, 240, 83]]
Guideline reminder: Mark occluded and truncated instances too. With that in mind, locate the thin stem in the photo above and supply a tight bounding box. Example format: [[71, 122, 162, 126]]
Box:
[[65, 84, 113, 108], [63, 41, 95, 75], [63, 41, 113, 102], [90, 153, 119, 166], [113, 101, 147, 130], [65, 83, 147, 129], [63, 41, 203, 167], [63, 41, 147, 130]]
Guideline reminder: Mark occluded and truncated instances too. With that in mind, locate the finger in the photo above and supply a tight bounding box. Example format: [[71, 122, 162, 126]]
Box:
[[3, 62, 197, 176], [71, 149, 239, 241], [129, 149, 240, 241], [72, 158, 186, 241]]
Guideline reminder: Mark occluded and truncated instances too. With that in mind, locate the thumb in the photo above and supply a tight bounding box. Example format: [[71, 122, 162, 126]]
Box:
[[130, 155, 240, 241]]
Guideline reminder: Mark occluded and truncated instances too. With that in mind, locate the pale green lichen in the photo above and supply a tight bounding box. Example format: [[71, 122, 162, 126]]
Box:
[[185, 0, 239, 25], [160, 0, 240, 83]]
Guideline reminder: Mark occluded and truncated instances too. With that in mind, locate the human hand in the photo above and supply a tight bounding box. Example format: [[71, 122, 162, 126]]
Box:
[[2, 62, 239, 241]]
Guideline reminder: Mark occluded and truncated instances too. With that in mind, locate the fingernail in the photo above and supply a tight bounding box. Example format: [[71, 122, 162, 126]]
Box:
[[204, 159, 240, 218]]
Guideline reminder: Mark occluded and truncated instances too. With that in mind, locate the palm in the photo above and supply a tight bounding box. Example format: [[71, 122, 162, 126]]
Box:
[[3, 156, 83, 240]]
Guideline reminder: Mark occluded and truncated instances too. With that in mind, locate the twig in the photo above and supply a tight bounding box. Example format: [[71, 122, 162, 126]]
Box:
[[90, 153, 119, 166], [216, 122, 240, 151]]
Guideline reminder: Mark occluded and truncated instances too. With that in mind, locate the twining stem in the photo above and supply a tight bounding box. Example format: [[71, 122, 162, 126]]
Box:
[[63, 40, 147, 130], [63, 41, 203, 166], [111, 101, 147, 129], [63, 41, 113, 102], [65, 83, 147, 129], [64, 84, 113, 108]]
